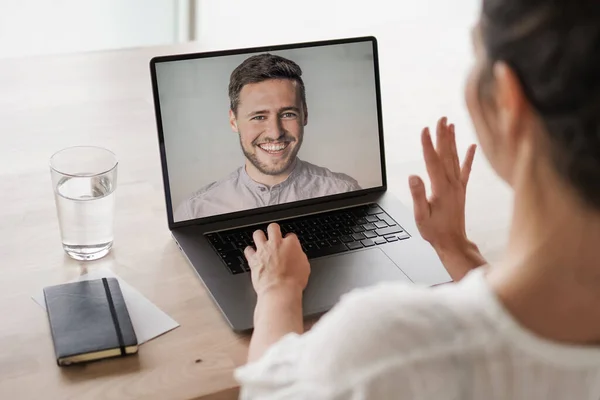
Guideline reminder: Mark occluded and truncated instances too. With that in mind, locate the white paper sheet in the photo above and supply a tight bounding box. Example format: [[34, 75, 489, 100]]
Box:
[[32, 267, 179, 344]]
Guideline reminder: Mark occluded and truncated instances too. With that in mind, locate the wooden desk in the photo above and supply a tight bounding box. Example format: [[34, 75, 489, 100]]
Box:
[[0, 42, 512, 400]]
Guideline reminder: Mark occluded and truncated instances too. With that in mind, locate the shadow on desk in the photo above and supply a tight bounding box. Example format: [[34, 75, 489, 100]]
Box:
[[59, 354, 141, 383]]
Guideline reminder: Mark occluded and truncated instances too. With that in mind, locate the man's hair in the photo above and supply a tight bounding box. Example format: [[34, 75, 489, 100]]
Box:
[[481, 0, 600, 209], [228, 53, 307, 114]]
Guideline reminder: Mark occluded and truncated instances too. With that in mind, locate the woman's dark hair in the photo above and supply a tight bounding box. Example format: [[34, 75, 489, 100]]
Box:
[[228, 53, 307, 115], [481, 0, 600, 209]]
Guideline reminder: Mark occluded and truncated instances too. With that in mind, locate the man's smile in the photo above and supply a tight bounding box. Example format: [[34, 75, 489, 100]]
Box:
[[256, 141, 291, 155]]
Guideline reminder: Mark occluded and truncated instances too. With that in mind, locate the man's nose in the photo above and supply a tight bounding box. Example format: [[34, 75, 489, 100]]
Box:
[[263, 117, 284, 139]]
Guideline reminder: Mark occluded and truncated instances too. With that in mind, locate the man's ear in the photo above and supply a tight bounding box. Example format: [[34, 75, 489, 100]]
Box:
[[229, 109, 239, 133], [303, 106, 308, 126]]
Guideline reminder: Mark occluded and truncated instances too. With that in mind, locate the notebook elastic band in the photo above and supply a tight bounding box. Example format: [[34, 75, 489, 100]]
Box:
[[102, 278, 126, 356]]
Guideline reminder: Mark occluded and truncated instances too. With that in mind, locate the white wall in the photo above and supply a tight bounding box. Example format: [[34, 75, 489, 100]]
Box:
[[0, 0, 183, 59], [195, 0, 482, 167], [156, 41, 383, 208]]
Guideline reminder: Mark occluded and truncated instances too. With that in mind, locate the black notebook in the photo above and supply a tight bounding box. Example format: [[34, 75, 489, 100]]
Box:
[[43, 277, 138, 366]]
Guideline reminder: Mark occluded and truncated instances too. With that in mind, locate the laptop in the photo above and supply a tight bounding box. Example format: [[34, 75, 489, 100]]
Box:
[[150, 36, 450, 332]]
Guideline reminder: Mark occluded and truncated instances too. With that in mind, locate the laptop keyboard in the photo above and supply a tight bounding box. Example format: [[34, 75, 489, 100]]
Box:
[[205, 203, 410, 274]]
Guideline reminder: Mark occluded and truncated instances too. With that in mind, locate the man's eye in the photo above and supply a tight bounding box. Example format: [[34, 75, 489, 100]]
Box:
[[281, 113, 297, 119], [251, 115, 266, 121]]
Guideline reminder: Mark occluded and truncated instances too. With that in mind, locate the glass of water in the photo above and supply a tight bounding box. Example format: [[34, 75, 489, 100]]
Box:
[[50, 146, 118, 261]]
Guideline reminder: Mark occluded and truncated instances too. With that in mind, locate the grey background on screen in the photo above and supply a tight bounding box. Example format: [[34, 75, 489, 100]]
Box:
[[156, 41, 383, 212]]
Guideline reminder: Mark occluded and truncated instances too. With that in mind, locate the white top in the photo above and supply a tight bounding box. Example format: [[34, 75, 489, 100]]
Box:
[[235, 268, 600, 399]]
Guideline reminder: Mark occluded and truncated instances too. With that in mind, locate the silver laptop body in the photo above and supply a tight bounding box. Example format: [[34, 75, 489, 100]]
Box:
[[150, 36, 450, 332]]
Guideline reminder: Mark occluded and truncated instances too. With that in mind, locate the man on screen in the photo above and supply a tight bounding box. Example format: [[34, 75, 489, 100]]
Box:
[[174, 53, 361, 221]]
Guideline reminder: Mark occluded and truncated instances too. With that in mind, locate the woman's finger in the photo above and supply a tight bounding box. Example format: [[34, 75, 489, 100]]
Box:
[[284, 233, 304, 252], [421, 127, 445, 195], [244, 246, 256, 262], [461, 144, 477, 186], [267, 223, 282, 243], [284, 232, 299, 242], [449, 124, 461, 180], [435, 117, 457, 181], [409, 175, 430, 225], [253, 229, 267, 247], [434, 117, 445, 153]]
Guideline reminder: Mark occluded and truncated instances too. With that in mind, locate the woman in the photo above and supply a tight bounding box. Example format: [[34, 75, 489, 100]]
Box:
[[235, 0, 600, 398]]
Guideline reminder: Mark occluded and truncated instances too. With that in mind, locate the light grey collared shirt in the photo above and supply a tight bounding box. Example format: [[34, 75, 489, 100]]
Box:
[[174, 159, 361, 221]]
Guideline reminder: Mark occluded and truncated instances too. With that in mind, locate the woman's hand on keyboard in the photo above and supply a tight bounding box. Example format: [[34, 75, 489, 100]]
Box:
[[244, 223, 310, 297]]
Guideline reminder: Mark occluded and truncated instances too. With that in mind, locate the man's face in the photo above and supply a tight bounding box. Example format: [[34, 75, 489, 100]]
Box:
[[230, 79, 307, 177]]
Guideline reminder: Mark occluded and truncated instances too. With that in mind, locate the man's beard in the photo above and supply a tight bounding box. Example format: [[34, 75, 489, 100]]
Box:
[[240, 131, 303, 176]]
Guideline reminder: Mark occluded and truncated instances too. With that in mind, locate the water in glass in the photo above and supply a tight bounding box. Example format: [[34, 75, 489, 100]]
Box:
[[54, 174, 115, 260]]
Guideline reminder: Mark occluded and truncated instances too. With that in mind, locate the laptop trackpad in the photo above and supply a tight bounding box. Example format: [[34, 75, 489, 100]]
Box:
[[303, 247, 411, 315]]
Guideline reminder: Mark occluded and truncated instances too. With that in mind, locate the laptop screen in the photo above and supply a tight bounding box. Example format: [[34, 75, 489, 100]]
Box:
[[152, 37, 384, 224]]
